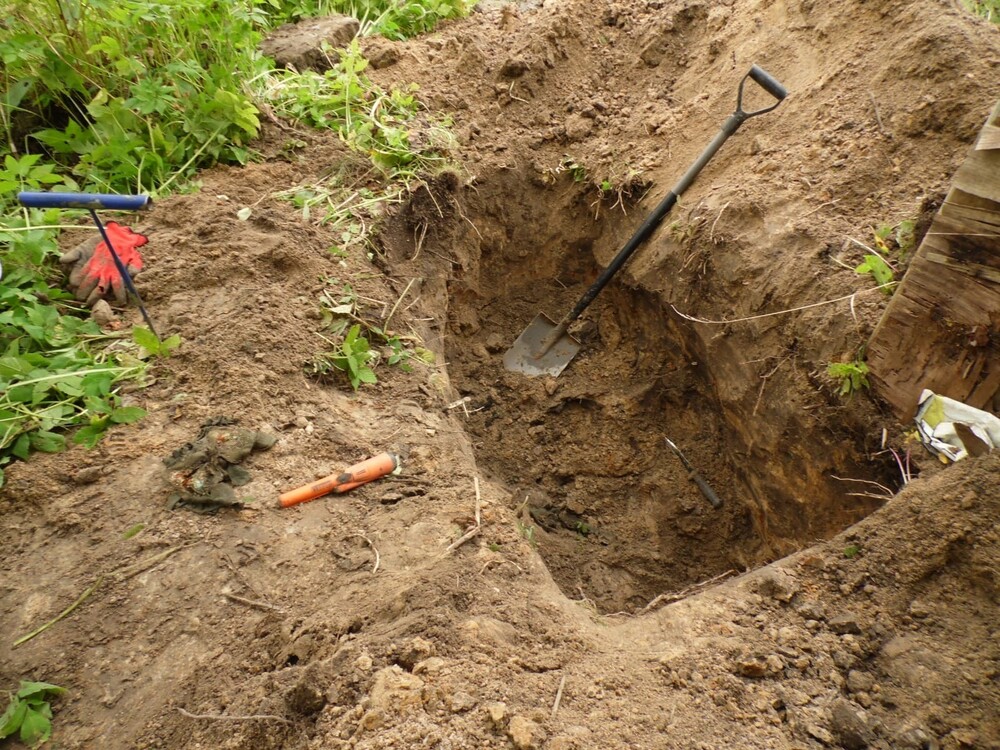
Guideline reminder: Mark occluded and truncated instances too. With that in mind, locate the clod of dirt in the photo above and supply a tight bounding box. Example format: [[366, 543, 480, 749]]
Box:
[[261, 14, 360, 71], [830, 699, 874, 750], [508, 715, 544, 749], [163, 418, 276, 511], [90, 299, 118, 327]]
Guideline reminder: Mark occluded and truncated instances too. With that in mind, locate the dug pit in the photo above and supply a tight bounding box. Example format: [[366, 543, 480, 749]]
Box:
[[442, 173, 891, 613]]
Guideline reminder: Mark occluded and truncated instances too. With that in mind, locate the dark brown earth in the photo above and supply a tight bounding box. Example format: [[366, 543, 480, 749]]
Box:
[[1, 0, 999, 748]]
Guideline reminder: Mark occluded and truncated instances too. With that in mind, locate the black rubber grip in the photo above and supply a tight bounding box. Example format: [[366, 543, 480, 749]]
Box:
[[749, 65, 787, 101], [692, 473, 724, 510]]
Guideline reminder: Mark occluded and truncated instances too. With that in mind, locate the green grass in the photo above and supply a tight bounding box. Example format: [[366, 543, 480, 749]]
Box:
[[0, 0, 469, 487], [963, 0, 999, 23]]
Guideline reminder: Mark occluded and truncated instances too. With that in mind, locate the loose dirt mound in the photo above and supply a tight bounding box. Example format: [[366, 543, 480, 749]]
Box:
[[2, 1, 999, 749]]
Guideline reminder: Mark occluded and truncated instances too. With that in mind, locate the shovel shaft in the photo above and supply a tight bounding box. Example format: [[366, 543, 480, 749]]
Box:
[[510, 65, 786, 376], [550, 115, 745, 339], [18, 191, 151, 211]]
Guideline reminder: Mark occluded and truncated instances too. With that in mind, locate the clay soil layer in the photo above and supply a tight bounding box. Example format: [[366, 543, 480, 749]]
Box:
[[2, 1, 1000, 749]]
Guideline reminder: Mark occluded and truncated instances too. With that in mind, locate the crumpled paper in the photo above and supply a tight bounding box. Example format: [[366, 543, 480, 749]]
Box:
[[914, 389, 1000, 462]]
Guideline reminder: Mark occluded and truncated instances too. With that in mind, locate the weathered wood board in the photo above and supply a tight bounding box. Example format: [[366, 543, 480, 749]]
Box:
[[868, 102, 1000, 418]]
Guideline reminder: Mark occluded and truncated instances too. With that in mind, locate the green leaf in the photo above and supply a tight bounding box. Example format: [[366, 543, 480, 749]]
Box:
[[132, 326, 160, 355], [357, 368, 377, 385], [29, 431, 66, 453], [12, 434, 31, 460], [160, 334, 181, 355], [16, 682, 66, 700], [72, 424, 107, 448], [122, 523, 145, 539], [0, 699, 27, 739], [19, 705, 51, 745], [110, 406, 146, 424]]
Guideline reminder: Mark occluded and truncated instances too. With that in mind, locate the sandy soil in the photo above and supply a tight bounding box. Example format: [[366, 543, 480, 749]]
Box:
[[2, 0, 999, 748]]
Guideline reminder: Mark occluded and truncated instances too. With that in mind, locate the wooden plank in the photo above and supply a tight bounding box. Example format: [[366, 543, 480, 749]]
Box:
[[867, 101, 1000, 417], [976, 123, 1000, 151]]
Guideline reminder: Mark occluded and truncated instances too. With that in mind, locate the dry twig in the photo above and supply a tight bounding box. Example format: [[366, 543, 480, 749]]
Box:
[[176, 707, 290, 724], [634, 569, 737, 616], [351, 533, 380, 573], [551, 675, 567, 721], [223, 592, 283, 612]]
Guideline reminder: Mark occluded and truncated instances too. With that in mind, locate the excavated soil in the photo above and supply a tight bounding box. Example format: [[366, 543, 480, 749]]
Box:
[[2, 0, 1000, 749]]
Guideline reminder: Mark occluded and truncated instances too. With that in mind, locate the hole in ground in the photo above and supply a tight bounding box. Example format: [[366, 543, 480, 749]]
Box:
[[442, 173, 890, 613]]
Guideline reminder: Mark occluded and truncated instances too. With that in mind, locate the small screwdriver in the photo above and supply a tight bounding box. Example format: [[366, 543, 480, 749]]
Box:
[[665, 438, 724, 510]]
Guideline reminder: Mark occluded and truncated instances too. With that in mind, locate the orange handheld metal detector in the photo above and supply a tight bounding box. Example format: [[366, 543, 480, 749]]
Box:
[[278, 452, 399, 508]]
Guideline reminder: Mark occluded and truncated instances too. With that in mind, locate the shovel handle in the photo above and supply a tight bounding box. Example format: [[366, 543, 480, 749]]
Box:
[[18, 191, 151, 211], [748, 65, 787, 102], [736, 65, 787, 118], [691, 472, 724, 510]]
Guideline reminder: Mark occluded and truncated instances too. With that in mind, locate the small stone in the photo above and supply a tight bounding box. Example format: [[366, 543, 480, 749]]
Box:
[[356, 709, 383, 733], [285, 680, 327, 716], [766, 654, 785, 673], [777, 626, 802, 645], [738, 659, 768, 678], [895, 726, 935, 749], [828, 612, 862, 635], [806, 724, 834, 744], [90, 299, 118, 327], [508, 715, 543, 749], [397, 636, 436, 670], [757, 568, 800, 602], [448, 691, 476, 713], [830, 699, 872, 750], [485, 701, 507, 727], [355, 653, 373, 672], [293, 415, 310, 429], [413, 657, 446, 675], [908, 599, 931, 618], [846, 670, 874, 694], [564, 113, 594, 141], [73, 466, 103, 484], [261, 15, 360, 72], [950, 729, 978, 747], [499, 58, 529, 78], [794, 599, 827, 621]]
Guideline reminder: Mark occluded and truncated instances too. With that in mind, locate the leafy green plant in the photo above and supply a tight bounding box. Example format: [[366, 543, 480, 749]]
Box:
[[132, 326, 181, 359], [854, 253, 894, 292], [0, 161, 148, 488], [875, 219, 917, 259], [963, 0, 999, 22], [257, 41, 454, 179], [265, 0, 475, 39], [517, 520, 537, 547], [844, 543, 861, 559], [312, 323, 378, 389], [0, 680, 66, 747], [311, 279, 420, 389], [827, 360, 870, 398]]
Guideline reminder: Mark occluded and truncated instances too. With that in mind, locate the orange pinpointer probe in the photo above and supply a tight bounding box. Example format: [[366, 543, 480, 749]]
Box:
[[279, 452, 399, 508]]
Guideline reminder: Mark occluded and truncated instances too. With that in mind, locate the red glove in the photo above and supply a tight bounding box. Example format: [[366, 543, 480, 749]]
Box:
[[59, 222, 147, 306]]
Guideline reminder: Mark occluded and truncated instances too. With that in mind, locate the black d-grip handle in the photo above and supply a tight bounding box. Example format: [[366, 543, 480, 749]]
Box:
[[748, 65, 787, 101], [735, 64, 787, 119]]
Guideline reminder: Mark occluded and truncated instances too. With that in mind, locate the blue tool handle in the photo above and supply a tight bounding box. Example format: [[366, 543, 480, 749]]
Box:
[[17, 191, 151, 211]]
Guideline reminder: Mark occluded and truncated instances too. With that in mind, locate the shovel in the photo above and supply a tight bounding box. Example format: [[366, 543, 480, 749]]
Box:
[[504, 65, 787, 377]]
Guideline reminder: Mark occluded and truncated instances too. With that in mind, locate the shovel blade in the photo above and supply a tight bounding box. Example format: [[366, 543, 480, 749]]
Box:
[[503, 313, 582, 377]]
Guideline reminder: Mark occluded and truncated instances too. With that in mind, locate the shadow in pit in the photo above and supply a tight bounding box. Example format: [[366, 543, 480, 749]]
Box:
[[441, 178, 890, 614], [445, 242, 765, 612]]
